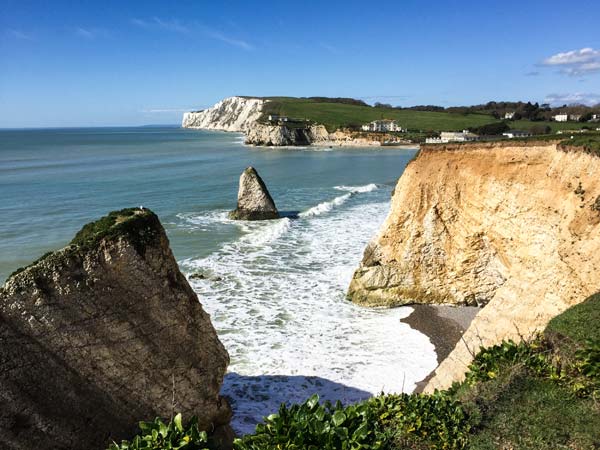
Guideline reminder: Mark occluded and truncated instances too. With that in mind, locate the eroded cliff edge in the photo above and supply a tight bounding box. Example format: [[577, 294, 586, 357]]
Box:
[[347, 141, 600, 391], [0, 208, 231, 450]]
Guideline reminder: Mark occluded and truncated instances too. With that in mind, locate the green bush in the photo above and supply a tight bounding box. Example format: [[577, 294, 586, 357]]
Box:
[[461, 339, 556, 386], [233, 393, 470, 450], [108, 414, 210, 450]]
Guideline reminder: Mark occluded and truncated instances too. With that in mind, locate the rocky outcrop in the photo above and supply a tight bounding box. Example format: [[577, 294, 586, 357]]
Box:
[[244, 123, 329, 146], [229, 167, 279, 220], [244, 124, 410, 147], [182, 96, 264, 132], [0, 208, 231, 450], [347, 141, 600, 390]]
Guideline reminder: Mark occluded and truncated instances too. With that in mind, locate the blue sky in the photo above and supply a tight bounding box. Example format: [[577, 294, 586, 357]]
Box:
[[1, 0, 600, 127]]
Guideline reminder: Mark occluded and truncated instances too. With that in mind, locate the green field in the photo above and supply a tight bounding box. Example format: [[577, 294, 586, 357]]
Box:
[[259, 97, 498, 132], [511, 119, 592, 132]]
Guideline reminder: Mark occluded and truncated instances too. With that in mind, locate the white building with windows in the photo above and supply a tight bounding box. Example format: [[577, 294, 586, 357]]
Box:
[[361, 119, 403, 132], [502, 130, 531, 139], [553, 113, 568, 122], [504, 111, 515, 119], [425, 130, 479, 144]]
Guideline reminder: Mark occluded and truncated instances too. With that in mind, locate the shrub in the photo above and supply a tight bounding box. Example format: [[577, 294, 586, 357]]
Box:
[[108, 414, 211, 450], [233, 393, 470, 450], [461, 339, 556, 386]]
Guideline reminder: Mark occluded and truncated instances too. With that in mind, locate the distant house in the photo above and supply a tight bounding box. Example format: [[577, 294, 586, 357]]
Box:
[[361, 119, 403, 132], [553, 114, 568, 122], [569, 114, 582, 122], [504, 112, 515, 120], [267, 114, 289, 122], [425, 130, 479, 144], [502, 130, 531, 139]]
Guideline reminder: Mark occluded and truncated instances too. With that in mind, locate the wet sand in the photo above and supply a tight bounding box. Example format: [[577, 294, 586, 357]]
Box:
[[401, 305, 480, 392]]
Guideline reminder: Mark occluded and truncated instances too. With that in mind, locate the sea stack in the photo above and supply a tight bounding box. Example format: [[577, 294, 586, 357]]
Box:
[[229, 166, 280, 220], [0, 208, 232, 450]]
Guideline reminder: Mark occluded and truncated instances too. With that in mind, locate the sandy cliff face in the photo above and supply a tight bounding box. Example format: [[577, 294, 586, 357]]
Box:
[[348, 142, 600, 390], [182, 96, 264, 132], [0, 209, 231, 450]]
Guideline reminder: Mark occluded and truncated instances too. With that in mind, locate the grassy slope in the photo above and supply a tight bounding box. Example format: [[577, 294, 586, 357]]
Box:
[[511, 119, 591, 132], [461, 293, 600, 450], [260, 97, 498, 132]]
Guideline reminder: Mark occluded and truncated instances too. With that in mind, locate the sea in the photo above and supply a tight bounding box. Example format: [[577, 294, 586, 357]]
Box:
[[0, 126, 437, 434]]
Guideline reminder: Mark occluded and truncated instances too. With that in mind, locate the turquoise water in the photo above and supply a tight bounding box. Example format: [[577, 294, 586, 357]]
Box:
[[0, 127, 436, 433]]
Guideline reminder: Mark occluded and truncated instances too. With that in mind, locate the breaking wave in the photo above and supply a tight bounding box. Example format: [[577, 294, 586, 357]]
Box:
[[176, 184, 436, 434]]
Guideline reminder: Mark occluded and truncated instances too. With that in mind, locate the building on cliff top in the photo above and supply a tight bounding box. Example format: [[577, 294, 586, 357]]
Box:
[[425, 130, 479, 144], [361, 119, 403, 132], [553, 113, 568, 122], [502, 130, 532, 139]]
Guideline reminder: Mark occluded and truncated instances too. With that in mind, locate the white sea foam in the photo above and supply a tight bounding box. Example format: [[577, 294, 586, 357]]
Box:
[[334, 183, 379, 193], [178, 188, 437, 435], [298, 193, 352, 217]]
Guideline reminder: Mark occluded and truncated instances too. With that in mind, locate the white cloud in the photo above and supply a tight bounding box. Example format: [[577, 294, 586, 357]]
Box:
[[319, 43, 339, 54], [131, 17, 189, 34], [542, 48, 600, 76], [74, 27, 110, 39], [6, 29, 33, 40], [202, 28, 253, 50], [544, 92, 600, 106], [131, 17, 253, 50]]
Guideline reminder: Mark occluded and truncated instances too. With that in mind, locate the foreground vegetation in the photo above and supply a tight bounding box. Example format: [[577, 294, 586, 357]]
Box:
[[113, 293, 600, 450]]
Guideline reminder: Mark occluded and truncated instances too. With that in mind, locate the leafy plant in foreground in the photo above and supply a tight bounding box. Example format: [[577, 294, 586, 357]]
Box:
[[108, 414, 210, 450], [233, 392, 471, 450]]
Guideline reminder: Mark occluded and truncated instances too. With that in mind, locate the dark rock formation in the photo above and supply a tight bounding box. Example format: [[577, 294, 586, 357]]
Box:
[[229, 167, 280, 220], [0, 208, 231, 450]]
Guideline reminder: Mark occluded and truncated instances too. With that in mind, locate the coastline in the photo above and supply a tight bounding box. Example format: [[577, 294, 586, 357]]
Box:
[[401, 305, 480, 392]]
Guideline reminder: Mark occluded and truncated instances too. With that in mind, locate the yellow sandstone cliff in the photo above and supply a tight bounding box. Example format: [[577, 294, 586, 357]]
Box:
[[348, 141, 600, 391]]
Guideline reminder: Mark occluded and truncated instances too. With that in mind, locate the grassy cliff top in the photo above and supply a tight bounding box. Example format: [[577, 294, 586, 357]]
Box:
[[259, 97, 497, 133], [7, 208, 161, 281], [69, 207, 162, 253], [252, 97, 592, 134]]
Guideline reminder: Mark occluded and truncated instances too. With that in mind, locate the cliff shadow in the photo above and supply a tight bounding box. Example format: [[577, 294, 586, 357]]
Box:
[[222, 373, 373, 435], [278, 210, 300, 219]]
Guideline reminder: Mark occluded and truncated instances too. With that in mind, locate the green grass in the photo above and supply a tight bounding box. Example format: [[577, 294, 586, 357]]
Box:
[[259, 97, 498, 132], [546, 293, 600, 345], [466, 375, 600, 450], [559, 134, 600, 156], [511, 119, 592, 133], [7, 208, 161, 281]]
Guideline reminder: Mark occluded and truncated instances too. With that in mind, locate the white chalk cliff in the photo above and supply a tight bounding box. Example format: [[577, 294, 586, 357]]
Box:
[[182, 96, 409, 147], [182, 96, 265, 132]]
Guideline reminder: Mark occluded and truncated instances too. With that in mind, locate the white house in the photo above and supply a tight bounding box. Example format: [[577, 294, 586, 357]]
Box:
[[569, 114, 582, 122], [425, 130, 479, 144], [502, 130, 531, 139], [268, 115, 289, 122], [553, 114, 568, 122], [504, 112, 515, 119], [361, 119, 403, 132]]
